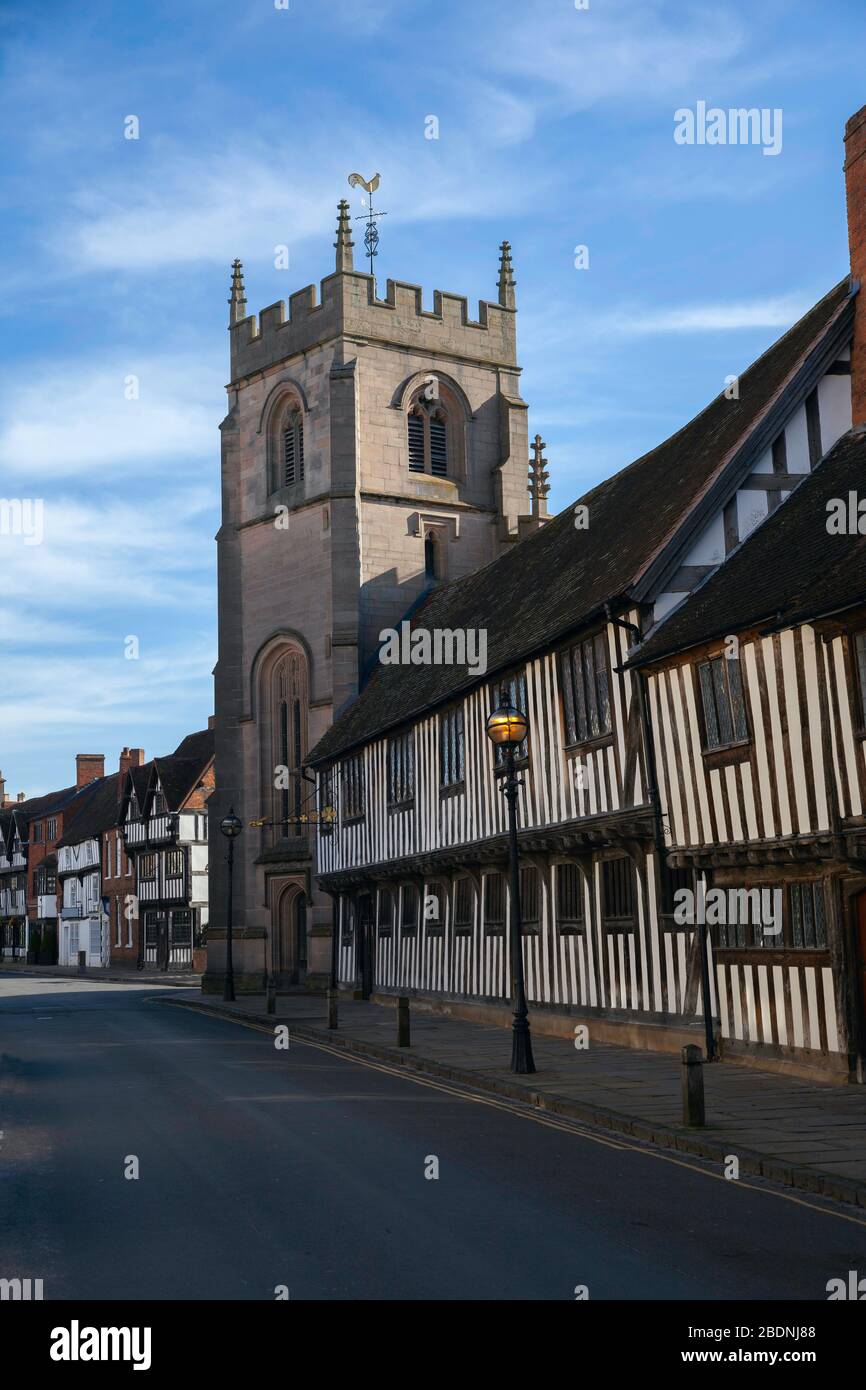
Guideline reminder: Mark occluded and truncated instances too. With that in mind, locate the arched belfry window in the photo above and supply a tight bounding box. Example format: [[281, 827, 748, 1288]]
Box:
[[407, 380, 462, 478], [282, 407, 304, 486], [262, 646, 308, 841]]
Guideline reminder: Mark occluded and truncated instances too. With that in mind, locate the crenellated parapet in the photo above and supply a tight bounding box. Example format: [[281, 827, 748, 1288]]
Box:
[[229, 207, 519, 382]]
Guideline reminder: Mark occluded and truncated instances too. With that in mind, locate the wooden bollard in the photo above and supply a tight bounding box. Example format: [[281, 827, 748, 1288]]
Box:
[[77, 949, 87, 977], [681, 1044, 706, 1127], [397, 995, 410, 1048], [326, 988, 339, 1030]]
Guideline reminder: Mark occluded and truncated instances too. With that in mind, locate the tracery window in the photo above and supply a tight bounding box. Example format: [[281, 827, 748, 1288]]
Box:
[[264, 647, 308, 838]]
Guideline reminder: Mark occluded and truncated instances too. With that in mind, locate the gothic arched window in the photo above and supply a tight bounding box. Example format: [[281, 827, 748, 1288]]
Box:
[[262, 646, 308, 841], [407, 401, 450, 477], [282, 408, 305, 487]]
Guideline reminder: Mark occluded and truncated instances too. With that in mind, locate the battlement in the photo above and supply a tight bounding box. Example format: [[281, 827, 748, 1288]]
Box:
[[229, 225, 519, 383]]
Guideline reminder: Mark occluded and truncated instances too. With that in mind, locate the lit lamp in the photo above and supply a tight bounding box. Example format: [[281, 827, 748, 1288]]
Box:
[[485, 704, 536, 1075], [219, 808, 243, 1003]]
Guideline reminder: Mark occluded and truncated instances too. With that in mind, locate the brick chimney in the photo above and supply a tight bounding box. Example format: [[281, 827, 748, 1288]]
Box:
[[118, 747, 145, 800], [76, 754, 105, 788], [844, 104, 866, 428]]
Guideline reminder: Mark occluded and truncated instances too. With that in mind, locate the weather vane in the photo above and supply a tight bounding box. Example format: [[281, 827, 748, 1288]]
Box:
[[348, 172, 386, 275]]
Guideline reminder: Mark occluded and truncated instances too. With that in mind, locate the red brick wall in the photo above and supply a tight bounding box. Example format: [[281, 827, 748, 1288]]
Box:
[[845, 104, 866, 427], [185, 763, 215, 811], [103, 826, 139, 966]]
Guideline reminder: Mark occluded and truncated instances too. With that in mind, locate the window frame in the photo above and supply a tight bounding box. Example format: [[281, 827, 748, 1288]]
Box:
[[424, 881, 446, 938], [406, 399, 452, 479], [387, 730, 415, 809], [696, 652, 750, 755], [376, 888, 394, 938], [483, 871, 506, 936], [559, 631, 613, 751], [341, 753, 366, 823], [165, 848, 184, 881], [852, 629, 866, 735], [453, 876, 474, 937], [282, 407, 305, 488], [400, 884, 419, 936], [519, 865, 540, 935], [600, 856, 637, 933], [492, 669, 530, 772], [711, 880, 829, 954], [556, 861, 585, 936], [439, 705, 465, 792]]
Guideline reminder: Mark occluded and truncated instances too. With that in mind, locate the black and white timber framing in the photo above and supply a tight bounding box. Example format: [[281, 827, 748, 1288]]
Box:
[[309, 280, 866, 1081]]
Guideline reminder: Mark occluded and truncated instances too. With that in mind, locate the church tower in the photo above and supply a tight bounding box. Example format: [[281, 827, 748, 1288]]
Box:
[[206, 203, 534, 992]]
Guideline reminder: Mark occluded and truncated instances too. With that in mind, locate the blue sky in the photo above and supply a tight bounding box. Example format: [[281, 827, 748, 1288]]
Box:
[[2, 0, 865, 795]]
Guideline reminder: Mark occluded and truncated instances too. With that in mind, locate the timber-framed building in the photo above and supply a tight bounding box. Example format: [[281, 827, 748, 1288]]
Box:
[[305, 108, 866, 1082]]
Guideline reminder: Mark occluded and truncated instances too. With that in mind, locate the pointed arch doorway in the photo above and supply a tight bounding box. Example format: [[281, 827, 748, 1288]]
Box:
[[273, 881, 308, 988]]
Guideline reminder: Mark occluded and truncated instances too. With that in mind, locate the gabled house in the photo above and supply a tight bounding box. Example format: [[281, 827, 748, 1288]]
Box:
[[0, 807, 29, 958], [56, 773, 121, 968], [0, 759, 105, 964], [120, 729, 214, 971], [629, 427, 866, 1078], [304, 105, 866, 1082]]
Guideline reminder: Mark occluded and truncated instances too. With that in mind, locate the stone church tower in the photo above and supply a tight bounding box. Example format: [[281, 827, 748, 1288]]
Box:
[[205, 203, 538, 992]]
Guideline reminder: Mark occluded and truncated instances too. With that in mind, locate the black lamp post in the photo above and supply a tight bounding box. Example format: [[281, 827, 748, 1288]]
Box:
[[219, 807, 243, 1003], [485, 704, 536, 1075]]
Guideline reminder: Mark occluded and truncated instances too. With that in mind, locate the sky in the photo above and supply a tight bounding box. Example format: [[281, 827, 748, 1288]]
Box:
[[2, 0, 866, 795]]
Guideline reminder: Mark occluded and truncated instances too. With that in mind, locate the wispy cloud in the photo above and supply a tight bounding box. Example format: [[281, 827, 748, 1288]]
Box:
[[0, 352, 221, 478], [483, 0, 748, 114], [54, 129, 547, 275], [1, 489, 215, 610], [606, 294, 811, 335]]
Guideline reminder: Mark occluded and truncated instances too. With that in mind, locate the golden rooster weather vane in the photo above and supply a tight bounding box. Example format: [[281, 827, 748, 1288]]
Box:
[[348, 172, 386, 275]]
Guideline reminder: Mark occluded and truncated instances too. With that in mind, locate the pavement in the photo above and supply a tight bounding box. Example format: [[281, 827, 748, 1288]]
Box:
[[169, 989, 866, 1210], [3, 973, 866, 1301], [0, 963, 200, 987]]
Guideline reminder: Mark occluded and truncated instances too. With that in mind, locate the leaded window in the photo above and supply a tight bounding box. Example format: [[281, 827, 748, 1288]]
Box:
[[342, 754, 365, 820], [698, 654, 748, 750], [557, 863, 584, 930], [484, 872, 505, 931], [492, 670, 529, 767], [388, 731, 415, 805], [439, 707, 465, 787], [377, 889, 394, 937], [401, 884, 419, 934], [560, 634, 612, 745], [602, 857, 635, 929], [454, 877, 473, 934], [520, 865, 540, 926]]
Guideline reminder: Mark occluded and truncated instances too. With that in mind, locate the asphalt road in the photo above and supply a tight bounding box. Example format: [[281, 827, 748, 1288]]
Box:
[[1, 975, 864, 1301]]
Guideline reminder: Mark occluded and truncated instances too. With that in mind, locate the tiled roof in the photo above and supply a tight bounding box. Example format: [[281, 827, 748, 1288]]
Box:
[[630, 427, 866, 667], [310, 280, 851, 764], [56, 774, 122, 847]]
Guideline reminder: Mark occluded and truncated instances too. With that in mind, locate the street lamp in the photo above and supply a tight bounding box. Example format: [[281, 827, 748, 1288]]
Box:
[[485, 704, 536, 1075], [219, 807, 243, 1003]]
